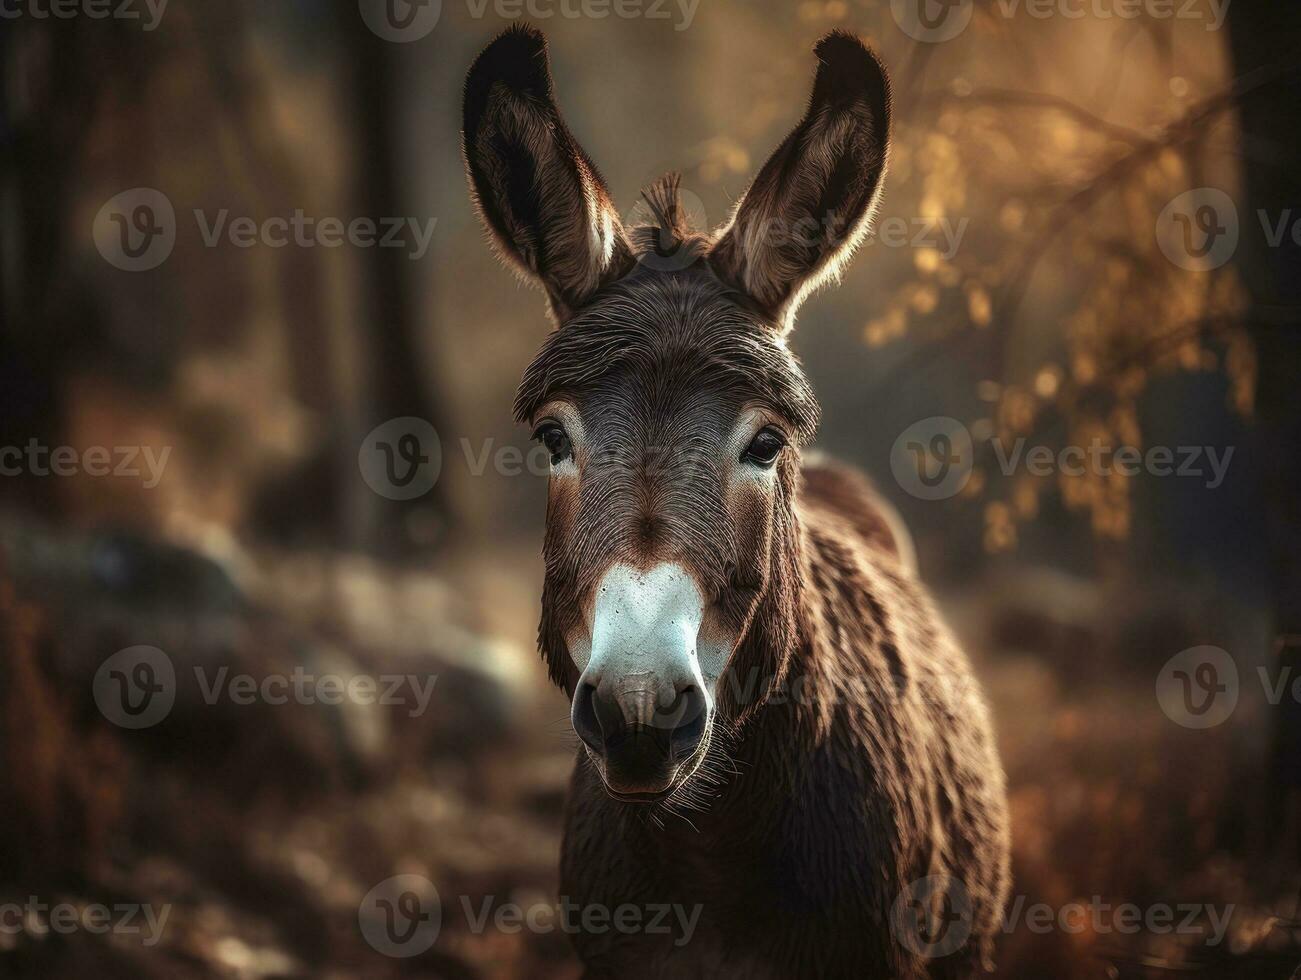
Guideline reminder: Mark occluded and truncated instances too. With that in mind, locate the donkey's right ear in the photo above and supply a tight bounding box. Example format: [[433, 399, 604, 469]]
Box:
[[463, 25, 634, 323]]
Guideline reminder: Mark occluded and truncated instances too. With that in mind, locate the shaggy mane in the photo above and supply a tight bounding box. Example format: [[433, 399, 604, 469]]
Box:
[[627, 172, 713, 265]]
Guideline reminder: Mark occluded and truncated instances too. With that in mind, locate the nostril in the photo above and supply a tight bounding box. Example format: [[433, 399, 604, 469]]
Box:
[[668, 685, 708, 760], [572, 683, 603, 751]]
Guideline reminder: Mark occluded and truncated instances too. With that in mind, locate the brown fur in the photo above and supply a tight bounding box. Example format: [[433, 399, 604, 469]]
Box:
[[464, 24, 1011, 978]]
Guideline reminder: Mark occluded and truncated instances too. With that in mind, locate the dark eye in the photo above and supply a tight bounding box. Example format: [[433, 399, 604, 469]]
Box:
[[741, 426, 786, 468], [533, 421, 573, 465]]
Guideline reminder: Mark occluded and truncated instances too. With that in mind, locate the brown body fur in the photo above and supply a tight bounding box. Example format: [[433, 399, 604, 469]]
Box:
[[561, 458, 1009, 978]]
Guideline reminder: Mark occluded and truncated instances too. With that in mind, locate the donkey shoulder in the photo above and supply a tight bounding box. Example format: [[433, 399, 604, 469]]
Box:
[[798, 454, 916, 575]]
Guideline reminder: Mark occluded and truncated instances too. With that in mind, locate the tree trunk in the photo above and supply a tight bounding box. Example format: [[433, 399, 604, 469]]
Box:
[[1227, 1, 1301, 852]]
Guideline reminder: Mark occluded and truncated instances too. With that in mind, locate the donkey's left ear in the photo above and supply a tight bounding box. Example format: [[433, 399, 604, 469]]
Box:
[[463, 25, 634, 323], [709, 31, 891, 332]]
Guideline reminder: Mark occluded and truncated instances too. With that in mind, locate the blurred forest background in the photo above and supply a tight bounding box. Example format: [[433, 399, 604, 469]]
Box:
[[2, 0, 1300, 976]]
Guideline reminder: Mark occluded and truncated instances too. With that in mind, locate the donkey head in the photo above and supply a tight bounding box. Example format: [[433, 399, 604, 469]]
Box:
[[464, 25, 890, 803]]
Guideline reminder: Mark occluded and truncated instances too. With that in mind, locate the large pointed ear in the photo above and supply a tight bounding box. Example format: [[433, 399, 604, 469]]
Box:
[[462, 25, 634, 323], [709, 31, 891, 332]]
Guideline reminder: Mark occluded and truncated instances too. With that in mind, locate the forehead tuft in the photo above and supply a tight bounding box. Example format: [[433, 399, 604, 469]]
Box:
[[513, 269, 821, 440]]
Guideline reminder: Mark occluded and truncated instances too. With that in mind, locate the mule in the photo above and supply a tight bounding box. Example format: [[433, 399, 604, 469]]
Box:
[[463, 25, 1010, 978]]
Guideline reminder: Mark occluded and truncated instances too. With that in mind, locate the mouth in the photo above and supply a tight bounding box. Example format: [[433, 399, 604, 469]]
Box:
[[587, 722, 713, 805], [603, 784, 678, 804]]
